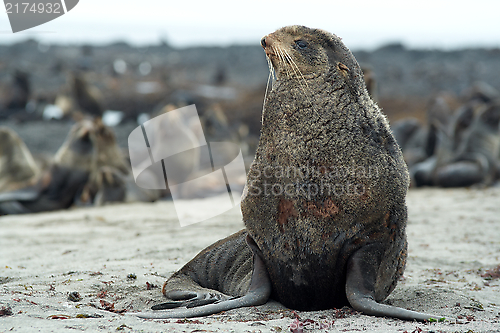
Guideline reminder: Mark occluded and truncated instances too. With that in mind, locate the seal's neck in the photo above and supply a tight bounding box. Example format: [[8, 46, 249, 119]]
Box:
[[263, 73, 374, 130]]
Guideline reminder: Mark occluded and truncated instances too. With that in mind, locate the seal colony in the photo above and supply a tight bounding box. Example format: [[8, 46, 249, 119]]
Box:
[[0, 117, 158, 214], [136, 26, 442, 321]]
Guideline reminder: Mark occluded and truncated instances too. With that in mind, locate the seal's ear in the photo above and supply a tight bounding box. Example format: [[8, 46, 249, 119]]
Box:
[[326, 47, 342, 67], [325, 42, 352, 74], [326, 48, 360, 94], [337, 63, 350, 74]]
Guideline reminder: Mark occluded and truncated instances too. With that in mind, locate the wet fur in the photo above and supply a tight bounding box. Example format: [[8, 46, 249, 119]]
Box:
[[244, 25, 408, 309], [413, 101, 500, 187], [0, 127, 40, 192], [143, 26, 438, 321]]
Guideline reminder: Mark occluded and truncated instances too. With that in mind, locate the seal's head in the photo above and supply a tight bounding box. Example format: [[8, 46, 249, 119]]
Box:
[[54, 118, 128, 175], [0, 127, 39, 192], [54, 119, 97, 171], [262, 26, 363, 83]]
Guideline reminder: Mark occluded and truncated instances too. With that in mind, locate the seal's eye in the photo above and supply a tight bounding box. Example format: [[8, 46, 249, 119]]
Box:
[[295, 40, 308, 49]]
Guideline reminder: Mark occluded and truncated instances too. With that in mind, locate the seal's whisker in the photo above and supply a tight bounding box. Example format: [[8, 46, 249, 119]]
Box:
[[280, 48, 310, 96], [279, 48, 301, 81], [262, 57, 273, 123], [266, 55, 276, 85], [276, 47, 291, 79], [282, 51, 303, 84], [274, 47, 286, 77], [277, 47, 294, 81], [283, 49, 309, 90], [269, 45, 282, 81]]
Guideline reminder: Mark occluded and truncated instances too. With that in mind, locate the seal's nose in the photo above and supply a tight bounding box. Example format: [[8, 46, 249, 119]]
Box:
[[261, 37, 267, 48]]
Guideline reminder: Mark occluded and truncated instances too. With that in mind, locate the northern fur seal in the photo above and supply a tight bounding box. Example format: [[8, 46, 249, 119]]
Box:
[[55, 118, 161, 205], [393, 94, 456, 172], [137, 26, 441, 321], [70, 72, 105, 117], [0, 70, 30, 119], [54, 118, 129, 175], [0, 127, 40, 193], [0, 164, 89, 215], [413, 101, 500, 187], [0, 126, 90, 214]]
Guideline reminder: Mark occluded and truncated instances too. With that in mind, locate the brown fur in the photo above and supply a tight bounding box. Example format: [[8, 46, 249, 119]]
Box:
[[412, 100, 500, 187], [0, 127, 39, 192], [243, 25, 408, 310], [54, 118, 128, 175], [54, 118, 134, 205], [70, 72, 105, 117], [143, 26, 437, 321]]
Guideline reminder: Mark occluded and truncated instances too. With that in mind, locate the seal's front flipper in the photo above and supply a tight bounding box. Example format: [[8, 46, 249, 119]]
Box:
[[345, 244, 445, 322], [135, 235, 271, 319]]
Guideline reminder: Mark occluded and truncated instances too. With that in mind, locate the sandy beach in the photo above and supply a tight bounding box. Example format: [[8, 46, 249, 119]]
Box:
[[1, 187, 499, 332]]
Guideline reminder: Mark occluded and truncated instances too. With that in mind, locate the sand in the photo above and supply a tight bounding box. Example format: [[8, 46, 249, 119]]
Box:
[[1, 187, 499, 332]]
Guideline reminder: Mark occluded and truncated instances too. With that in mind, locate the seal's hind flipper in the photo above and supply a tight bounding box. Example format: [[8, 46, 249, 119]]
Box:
[[0, 200, 31, 214], [0, 186, 41, 214], [0, 186, 40, 202], [151, 290, 230, 310], [345, 243, 445, 322], [435, 157, 488, 187], [150, 302, 184, 310], [135, 235, 271, 319]]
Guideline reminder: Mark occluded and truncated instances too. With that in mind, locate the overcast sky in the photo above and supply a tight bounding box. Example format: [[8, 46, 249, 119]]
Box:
[[1, 0, 499, 50]]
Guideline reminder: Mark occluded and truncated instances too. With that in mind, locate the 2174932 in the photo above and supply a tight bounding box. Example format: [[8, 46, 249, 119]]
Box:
[[5, 2, 62, 14]]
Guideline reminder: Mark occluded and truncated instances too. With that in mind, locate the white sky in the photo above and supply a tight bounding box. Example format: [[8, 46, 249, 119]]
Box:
[[1, 0, 499, 50]]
